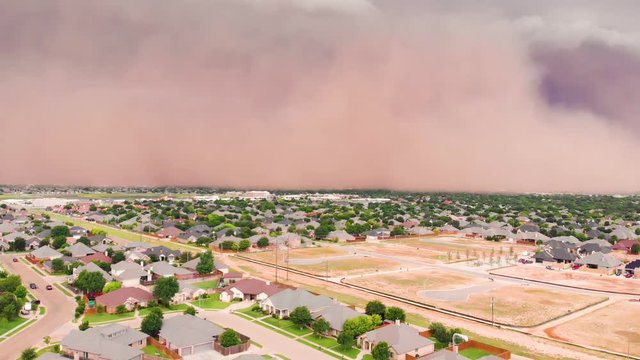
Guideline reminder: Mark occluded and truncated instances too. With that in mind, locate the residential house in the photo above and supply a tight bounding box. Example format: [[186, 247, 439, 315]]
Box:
[[159, 314, 224, 356], [95, 287, 153, 313], [144, 246, 181, 264], [69, 226, 89, 239], [173, 281, 207, 303], [156, 226, 184, 239], [65, 242, 96, 258], [326, 230, 355, 242], [111, 261, 148, 287], [61, 323, 147, 360], [80, 252, 112, 265], [69, 262, 113, 284], [219, 278, 284, 303], [358, 323, 435, 360], [575, 251, 622, 273], [311, 303, 361, 336], [219, 272, 244, 287], [144, 261, 194, 281], [30, 246, 63, 261], [261, 288, 334, 318]]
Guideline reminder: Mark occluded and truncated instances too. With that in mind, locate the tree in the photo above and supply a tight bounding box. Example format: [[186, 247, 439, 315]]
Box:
[[19, 348, 37, 360], [219, 329, 241, 347], [257, 237, 270, 248], [12, 238, 26, 252], [290, 306, 312, 329], [92, 260, 111, 272], [365, 300, 386, 318], [52, 236, 67, 249], [141, 311, 163, 338], [51, 258, 65, 273], [51, 225, 70, 238], [342, 316, 374, 338], [337, 331, 356, 350], [14, 285, 27, 299], [384, 307, 405, 322], [196, 250, 214, 275], [115, 305, 128, 314], [0, 275, 21, 292], [76, 237, 91, 246], [312, 318, 330, 337], [103, 281, 122, 293], [111, 251, 126, 264], [184, 306, 197, 315], [153, 277, 179, 305], [0, 293, 20, 320], [79, 320, 90, 331], [631, 243, 640, 255], [314, 225, 331, 239], [74, 271, 106, 294], [390, 227, 406, 236], [372, 341, 392, 360], [238, 239, 251, 251]]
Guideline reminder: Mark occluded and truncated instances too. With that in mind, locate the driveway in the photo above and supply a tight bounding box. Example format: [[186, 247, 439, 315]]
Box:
[[0, 254, 76, 360]]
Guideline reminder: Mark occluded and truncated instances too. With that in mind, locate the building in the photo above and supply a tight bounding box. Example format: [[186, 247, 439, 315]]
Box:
[[261, 288, 334, 318], [61, 323, 147, 360], [358, 323, 435, 360], [111, 261, 147, 287], [219, 278, 284, 303], [95, 287, 154, 313], [159, 314, 224, 356]]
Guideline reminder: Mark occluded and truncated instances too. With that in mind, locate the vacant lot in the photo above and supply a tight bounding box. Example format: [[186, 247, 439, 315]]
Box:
[[493, 265, 640, 295], [247, 247, 348, 263], [438, 285, 607, 327], [551, 300, 640, 357], [345, 268, 487, 298], [293, 257, 402, 277]]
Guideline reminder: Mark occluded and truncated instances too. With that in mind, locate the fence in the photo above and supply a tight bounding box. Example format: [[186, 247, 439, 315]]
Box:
[[213, 333, 251, 356], [450, 340, 510, 359], [147, 337, 182, 360]]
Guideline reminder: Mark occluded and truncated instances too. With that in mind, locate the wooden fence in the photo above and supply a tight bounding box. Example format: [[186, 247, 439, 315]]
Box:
[[213, 333, 251, 356], [147, 337, 182, 360]]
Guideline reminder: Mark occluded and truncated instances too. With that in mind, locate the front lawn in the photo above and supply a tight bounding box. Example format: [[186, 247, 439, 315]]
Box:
[[193, 279, 219, 290], [328, 344, 360, 359], [263, 317, 312, 337], [304, 334, 339, 348], [236, 305, 267, 318], [191, 294, 231, 310], [143, 345, 170, 359], [36, 345, 60, 357], [459, 348, 491, 359], [139, 304, 189, 316], [0, 317, 28, 336], [84, 311, 135, 324], [362, 355, 374, 360]]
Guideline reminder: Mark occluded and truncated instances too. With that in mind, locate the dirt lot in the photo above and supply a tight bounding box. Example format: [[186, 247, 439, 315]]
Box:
[[345, 268, 488, 297], [551, 300, 640, 356], [492, 265, 640, 295], [247, 246, 348, 262], [437, 285, 607, 327], [293, 256, 402, 277]]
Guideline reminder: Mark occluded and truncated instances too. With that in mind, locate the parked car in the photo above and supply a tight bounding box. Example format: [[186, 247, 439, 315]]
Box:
[[29, 283, 37, 289], [32, 299, 41, 305], [12, 257, 18, 262], [571, 264, 581, 270], [625, 272, 634, 278], [20, 309, 30, 315], [46, 285, 53, 290]]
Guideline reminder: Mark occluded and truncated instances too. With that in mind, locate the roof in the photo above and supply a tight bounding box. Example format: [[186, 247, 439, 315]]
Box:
[[31, 246, 63, 259], [157, 226, 184, 237], [327, 230, 355, 241], [61, 324, 146, 360], [575, 252, 622, 268], [361, 324, 433, 355], [311, 304, 361, 331], [181, 258, 200, 271], [159, 315, 223, 347], [96, 287, 153, 308], [420, 349, 471, 360], [75, 262, 113, 282], [265, 288, 334, 312], [223, 278, 284, 297], [66, 242, 96, 257], [144, 261, 193, 277], [80, 252, 112, 264]]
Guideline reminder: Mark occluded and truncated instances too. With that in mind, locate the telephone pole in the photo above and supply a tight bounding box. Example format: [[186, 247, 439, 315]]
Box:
[[275, 243, 278, 284]]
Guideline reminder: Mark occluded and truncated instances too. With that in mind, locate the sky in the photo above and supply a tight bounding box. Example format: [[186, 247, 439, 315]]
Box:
[[1, 0, 640, 193]]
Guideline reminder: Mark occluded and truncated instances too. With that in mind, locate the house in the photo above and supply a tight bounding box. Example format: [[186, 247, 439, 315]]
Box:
[[69, 226, 89, 238], [219, 278, 284, 303], [65, 242, 96, 258], [159, 314, 224, 356], [311, 303, 361, 336], [156, 226, 184, 239], [358, 323, 435, 360], [144, 261, 194, 280], [30, 246, 63, 261], [177, 232, 199, 244], [261, 288, 334, 318], [173, 281, 207, 303], [61, 323, 147, 360], [326, 230, 355, 242], [96, 287, 154, 313], [625, 259, 640, 277], [219, 272, 244, 286], [80, 252, 112, 265], [69, 262, 113, 284], [111, 261, 148, 287], [25, 237, 40, 250], [612, 239, 638, 253], [575, 251, 622, 273], [144, 246, 181, 264]]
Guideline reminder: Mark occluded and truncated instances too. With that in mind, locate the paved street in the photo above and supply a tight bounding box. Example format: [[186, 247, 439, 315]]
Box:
[[0, 254, 76, 360]]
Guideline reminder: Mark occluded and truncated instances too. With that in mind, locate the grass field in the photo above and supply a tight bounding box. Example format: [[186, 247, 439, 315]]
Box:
[[139, 304, 189, 316], [40, 211, 200, 252], [143, 344, 170, 358], [247, 247, 347, 263], [0, 317, 28, 336], [84, 311, 135, 324], [552, 300, 640, 357], [236, 306, 267, 318], [193, 279, 219, 290], [191, 294, 231, 310], [263, 317, 313, 337], [459, 348, 491, 359]]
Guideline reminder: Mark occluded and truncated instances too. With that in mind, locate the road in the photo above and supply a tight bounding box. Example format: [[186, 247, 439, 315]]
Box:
[[0, 254, 76, 360]]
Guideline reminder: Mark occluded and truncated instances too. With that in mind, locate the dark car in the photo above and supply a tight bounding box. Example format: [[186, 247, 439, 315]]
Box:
[[32, 299, 41, 305], [46, 285, 53, 290], [12, 257, 18, 262], [29, 283, 37, 289]]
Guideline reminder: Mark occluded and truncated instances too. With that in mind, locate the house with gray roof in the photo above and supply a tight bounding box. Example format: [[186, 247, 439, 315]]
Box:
[[61, 323, 147, 360], [311, 303, 361, 336], [144, 246, 181, 264], [261, 288, 335, 318], [575, 251, 622, 273], [327, 230, 355, 242], [159, 315, 224, 356], [30, 246, 63, 261], [66, 242, 96, 258], [358, 323, 434, 360], [69, 261, 113, 283], [111, 261, 147, 287], [144, 261, 194, 280]]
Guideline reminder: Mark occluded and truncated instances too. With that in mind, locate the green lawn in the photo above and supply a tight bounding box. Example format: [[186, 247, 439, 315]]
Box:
[[84, 311, 135, 324], [459, 348, 491, 359], [304, 335, 339, 348], [139, 304, 189, 316], [0, 317, 28, 336], [39, 307, 46, 315], [40, 211, 200, 252], [263, 317, 312, 337], [362, 355, 374, 360], [327, 344, 360, 359], [36, 345, 60, 358], [253, 320, 295, 338], [236, 306, 267, 318], [191, 294, 231, 310], [53, 283, 74, 297], [193, 279, 219, 290], [143, 345, 170, 359], [30, 266, 45, 276]]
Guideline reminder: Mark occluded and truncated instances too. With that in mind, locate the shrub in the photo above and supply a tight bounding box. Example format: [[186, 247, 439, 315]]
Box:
[[115, 305, 128, 314], [219, 329, 241, 348]]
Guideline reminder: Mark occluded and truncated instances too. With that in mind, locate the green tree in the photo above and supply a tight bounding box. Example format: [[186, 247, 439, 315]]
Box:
[[76, 237, 91, 246], [111, 251, 126, 264], [0, 293, 20, 320], [51, 226, 70, 238], [115, 305, 128, 314], [196, 250, 214, 274], [153, 277, 179, 305], [19, 347, 37, 360], [238, 239, 251, 251], [0, 275, 21, 292], [141, 311, 163, 338], [92, 260, 111, 272], [183, 306, 197, 315], [390, 227, 406, 236], [257, 237, 270, 248], [79, 320, 90, 331], [51, 258, 65, 273], [52, 236, 67, 249], [372, 341, 392, 360], [219, 328, 241, 347], [631, 243, 640, 255], [342, 316, 374, 338], [312, 318, 330, 337], [384, 307, 405, 322], [103, 281, 122, 293], [12, 238, 26, 252], [337, 331, 356, 350], [290, 306, 313, 329], [14, 285, 27, 299], [74, 271, 106, 294], [365, 300, 386, 318], [314, 225, 331, 239]]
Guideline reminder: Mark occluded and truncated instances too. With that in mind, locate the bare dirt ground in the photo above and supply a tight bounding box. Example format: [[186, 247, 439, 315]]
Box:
[[224, 255, 622, 360], [247, 246, 347, 262], [551, 299, 640, 357], [492, 265, 640, 294]]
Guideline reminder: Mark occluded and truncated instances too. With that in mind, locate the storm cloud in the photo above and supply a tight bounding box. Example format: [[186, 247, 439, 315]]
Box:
[[1, 0, 640, 193]]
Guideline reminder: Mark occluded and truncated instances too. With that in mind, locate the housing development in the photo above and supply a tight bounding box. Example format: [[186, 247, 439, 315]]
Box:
[[0, 189, 639, 360]]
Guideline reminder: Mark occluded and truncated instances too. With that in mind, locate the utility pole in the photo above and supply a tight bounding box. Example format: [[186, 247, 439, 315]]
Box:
[[275, 243, 278, 284], [326, 259, 329, 278], [286, 245, 289, 281], [491, 297, 495, 327]]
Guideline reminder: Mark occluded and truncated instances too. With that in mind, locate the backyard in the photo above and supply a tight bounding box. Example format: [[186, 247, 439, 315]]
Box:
[[193, 279, 219, 290], [191, 293, 231, 310], [142, 344, 170, 359], [84, 311, 135, 324]]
